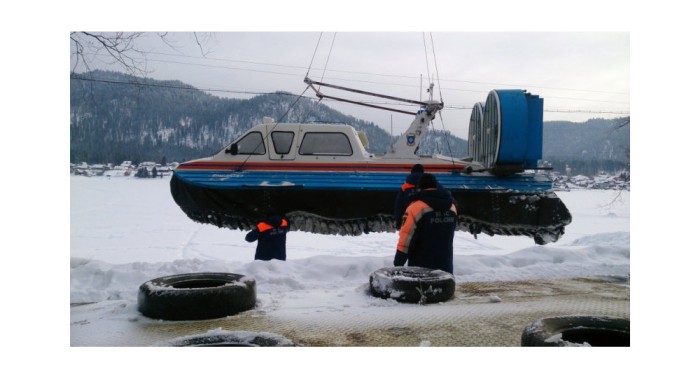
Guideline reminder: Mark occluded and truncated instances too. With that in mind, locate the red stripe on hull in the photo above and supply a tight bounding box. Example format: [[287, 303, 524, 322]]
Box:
[[177, 161, 462, 173]]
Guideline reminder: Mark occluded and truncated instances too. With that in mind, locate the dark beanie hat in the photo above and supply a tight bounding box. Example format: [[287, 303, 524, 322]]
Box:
[[411, 164, 424, 174], [418, 173, 438, 189]]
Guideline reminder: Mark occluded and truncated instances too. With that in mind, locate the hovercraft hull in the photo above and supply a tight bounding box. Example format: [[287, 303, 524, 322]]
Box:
[[169, 87, 572, 245], [170, 164, 571, 244]]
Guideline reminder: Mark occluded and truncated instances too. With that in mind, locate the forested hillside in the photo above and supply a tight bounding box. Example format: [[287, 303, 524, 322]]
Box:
[[543, 118, 630, 176], [70, 71, 629, 176], [70, 71, 467, 163]]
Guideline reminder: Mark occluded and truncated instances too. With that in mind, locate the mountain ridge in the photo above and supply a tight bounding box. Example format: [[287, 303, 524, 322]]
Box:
[[70, 71, 629, 175]]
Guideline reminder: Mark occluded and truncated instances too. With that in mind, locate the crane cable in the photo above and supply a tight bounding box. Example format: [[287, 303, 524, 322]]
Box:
[[237, 86, 311, 170], [306, 33, 324, 78], [241, 33, 335, 169], [430, 33, 444, 103], [422, 33, 433, 90], [309, 32, 337, 110], [424, 33, 456, 168], [320, 32, 336, 82]]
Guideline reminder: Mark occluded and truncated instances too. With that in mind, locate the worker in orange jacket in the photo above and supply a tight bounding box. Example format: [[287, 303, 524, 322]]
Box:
[[394, 173, 457, 274], [245, 209, 290, 261], [393, 164, 424, 229]]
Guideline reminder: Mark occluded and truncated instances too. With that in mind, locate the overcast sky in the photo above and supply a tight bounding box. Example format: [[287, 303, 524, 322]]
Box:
[[71, 31, 628, 139]]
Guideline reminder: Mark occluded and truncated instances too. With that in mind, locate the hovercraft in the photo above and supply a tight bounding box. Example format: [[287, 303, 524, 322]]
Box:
[[171, 79, 571, 244]]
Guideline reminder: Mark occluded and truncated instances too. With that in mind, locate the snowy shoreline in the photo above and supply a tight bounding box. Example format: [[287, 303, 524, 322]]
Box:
[[70, 176, 629, 305]]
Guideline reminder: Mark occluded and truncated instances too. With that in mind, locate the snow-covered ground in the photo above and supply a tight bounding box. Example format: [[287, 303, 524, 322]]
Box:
[[65, 175, 635, 375], [69, 175, 630, 304]]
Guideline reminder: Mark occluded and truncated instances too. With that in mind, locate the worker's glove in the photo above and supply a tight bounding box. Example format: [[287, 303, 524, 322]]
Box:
[[393, 250, 408, 267]]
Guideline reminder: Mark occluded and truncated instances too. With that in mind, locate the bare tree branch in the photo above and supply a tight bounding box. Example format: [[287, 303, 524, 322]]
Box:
[[71, 32, 149, 77], [192, 32, 213, 57], [612, 117, 630, 130], [70, 32, 212, 77], [155, 32, 213, 57]]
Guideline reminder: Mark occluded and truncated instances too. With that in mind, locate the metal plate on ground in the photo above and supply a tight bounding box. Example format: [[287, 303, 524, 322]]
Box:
[[71, 277, 629, 347]]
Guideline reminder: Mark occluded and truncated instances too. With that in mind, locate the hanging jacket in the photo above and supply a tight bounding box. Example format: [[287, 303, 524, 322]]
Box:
[[245, 214, 290, 261], [395, 187, 457, 273]]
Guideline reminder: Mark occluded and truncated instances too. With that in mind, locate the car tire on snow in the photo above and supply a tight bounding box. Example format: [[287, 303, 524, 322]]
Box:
[[137, 272, 256, 321], [369, 266, 455, 304], [521, 315, 630, 346], [155, 330, 297, 347]]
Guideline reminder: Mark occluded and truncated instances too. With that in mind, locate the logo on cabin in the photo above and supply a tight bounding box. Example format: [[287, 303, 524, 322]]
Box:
[[406, 133, 416, 146]]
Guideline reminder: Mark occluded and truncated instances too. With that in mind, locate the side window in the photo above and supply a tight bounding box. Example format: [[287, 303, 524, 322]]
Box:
[[299, 132, 353, 156], [271, 131, 294, 155], [236, 132, 265, 155]]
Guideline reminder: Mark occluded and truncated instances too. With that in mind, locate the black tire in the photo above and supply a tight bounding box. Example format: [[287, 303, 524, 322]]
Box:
[[137, 272, 256, 321], [369, 266, 455, 304], [521, 315, 630, 346], [155, 330, 296, 347]]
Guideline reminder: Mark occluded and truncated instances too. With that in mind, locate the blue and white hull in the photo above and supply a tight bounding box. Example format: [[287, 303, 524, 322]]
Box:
[[170, 88, 572, 244]]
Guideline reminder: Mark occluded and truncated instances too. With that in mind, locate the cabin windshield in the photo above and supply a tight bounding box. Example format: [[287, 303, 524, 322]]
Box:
[[236, 132, 266, 154], [271, 131, 294, 155], [299, 132, 353, 156]]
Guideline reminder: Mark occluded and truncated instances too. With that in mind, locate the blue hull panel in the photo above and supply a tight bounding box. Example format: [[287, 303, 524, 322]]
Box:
[[174, 169, 553, 193], [170, 169, 570, 244]]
